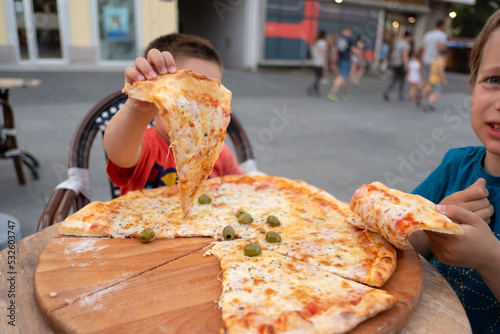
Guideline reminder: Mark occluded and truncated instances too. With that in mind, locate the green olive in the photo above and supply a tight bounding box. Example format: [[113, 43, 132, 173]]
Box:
[[265, 231, 282, 243], [235, 209, 247, 218], [222, 226, 236, 240], [138, 228, 155, 243], [238, 212, 254, 224], [198, 194, 212, 205], [266, 215, 281, 227], [244, 243, 262, 257]]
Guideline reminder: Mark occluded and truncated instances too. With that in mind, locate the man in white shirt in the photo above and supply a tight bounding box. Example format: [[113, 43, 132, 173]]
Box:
[[420, 20, 447, 82]]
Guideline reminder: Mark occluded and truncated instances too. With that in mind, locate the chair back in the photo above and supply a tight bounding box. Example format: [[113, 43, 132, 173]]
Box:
[[37, 90, 255, 230]]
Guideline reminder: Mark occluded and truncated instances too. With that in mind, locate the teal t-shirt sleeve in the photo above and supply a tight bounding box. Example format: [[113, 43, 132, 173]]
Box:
[[412, 150, 455, 203]]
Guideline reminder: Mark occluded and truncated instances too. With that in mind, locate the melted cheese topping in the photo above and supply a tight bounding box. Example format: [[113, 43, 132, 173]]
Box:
[[60, 176, 396, 287], [208, 240, 397, 334]]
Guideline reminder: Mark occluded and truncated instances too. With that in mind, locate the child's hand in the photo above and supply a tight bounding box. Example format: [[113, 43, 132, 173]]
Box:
[[439, 178, 494, 223], [430, 204, 498, 273], [125, 49, 177, 83]]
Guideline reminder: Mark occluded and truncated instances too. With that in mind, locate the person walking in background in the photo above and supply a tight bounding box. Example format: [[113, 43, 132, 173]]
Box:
[[377, 38, 390, 79], [327, 33, 339, 79], [328, 26, 355, 102], [350, 34, 366, 86], [420, 20, 447, 85], [407, 51, 422, 104], [422, 49, 448, 111], [307, 30, 328, 97], [383, 32, 412, 101]]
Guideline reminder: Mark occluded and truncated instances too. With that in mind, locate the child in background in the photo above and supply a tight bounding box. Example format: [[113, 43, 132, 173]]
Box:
[[422, 49, 448, 111], [407, 52, 422, 105], [103, 33, 243, 195], [409, 10, 500, 332]]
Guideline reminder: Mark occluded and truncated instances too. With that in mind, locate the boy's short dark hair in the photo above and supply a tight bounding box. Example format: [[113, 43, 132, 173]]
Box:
[[144, 33, 222, 68]]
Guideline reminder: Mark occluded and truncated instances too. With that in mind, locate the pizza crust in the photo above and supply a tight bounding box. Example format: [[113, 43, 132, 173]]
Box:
[[123, 69, 231, 107]]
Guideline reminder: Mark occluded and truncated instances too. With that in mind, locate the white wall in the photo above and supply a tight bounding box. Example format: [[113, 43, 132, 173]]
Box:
[[178, 0, 248, 69]]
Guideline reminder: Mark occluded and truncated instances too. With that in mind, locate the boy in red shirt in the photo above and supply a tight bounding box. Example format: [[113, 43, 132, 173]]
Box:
[[104, 33, 243, 195]]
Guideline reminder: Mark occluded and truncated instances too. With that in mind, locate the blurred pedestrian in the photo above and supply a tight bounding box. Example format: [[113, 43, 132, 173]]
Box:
[[307, 30, 328, 97], [377, 38, 390, 79], [328, 26, 355, 102], [420, 20, 447, 85], [350, 34, 366, 86], [422, 49, 448, 111], [383, 32, 412, 101], [407, 51, 422, 104], [327, 33, 339, 79]]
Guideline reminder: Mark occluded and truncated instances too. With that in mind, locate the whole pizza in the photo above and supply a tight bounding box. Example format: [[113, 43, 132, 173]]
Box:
[[57, 70, 463, 333]]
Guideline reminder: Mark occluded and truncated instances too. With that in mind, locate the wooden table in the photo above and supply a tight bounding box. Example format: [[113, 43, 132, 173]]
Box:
[[0, 224, 472, 334], [0, 78, 42, 184]]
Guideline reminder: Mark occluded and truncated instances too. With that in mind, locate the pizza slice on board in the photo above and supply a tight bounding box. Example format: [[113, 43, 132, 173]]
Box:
[[206, 240, 398, 334], [208, 175, 397, 287], [350, 181, 464, 250], [123, 69, 232, 217]]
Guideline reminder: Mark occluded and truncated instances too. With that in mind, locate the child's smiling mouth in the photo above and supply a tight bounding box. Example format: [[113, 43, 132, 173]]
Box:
[[488, 123, 500, 130]]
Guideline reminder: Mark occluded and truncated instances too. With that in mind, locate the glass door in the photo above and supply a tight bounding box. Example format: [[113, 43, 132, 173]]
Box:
[[13, 0, 64, 62]]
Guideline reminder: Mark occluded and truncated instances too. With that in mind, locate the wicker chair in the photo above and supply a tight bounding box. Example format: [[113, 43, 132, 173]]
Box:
[[37, 90, 256, 231]]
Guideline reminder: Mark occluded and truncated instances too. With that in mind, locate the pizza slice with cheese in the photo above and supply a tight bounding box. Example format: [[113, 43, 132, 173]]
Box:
[[208, 175, 397, 287], [123, 69, 232, 217], [349, 181, 464, 250], [206, 240, 398, 334]]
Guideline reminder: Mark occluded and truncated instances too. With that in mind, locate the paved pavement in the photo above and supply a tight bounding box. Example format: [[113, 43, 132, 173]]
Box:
[[0, 65, 479, 239]]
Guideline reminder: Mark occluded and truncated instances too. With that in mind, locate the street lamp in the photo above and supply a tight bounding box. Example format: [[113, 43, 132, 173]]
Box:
[[335, 0, 343, 3], [449, 11, 457, 19]]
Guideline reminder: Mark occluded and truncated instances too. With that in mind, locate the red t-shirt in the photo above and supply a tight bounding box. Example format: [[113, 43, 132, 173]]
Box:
[[107, 127, 243, 195]]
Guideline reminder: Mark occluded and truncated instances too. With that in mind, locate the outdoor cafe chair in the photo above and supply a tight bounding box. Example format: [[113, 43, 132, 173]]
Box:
[[37, 89, 259, 231]]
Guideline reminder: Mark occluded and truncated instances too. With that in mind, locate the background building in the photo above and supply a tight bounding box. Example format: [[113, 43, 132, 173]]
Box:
[[0, 0, 475, 70]]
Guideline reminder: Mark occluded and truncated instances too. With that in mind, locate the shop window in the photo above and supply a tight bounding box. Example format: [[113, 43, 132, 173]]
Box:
[[97, 0, 136, 61]]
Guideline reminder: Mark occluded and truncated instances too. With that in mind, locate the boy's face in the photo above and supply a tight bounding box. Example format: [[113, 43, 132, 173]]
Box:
[[471, 29, 500, 159], [155, 57, 223, 143]]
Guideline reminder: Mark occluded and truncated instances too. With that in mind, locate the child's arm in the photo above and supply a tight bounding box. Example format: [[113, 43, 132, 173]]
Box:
[[432, 204, 500, 302], [103, 49, 176, 168]]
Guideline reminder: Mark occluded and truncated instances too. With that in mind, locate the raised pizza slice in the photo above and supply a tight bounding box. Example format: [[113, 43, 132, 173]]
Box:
[[349, 181, 464, 250], [206, 240, 398, 334], [123, 69, 232, 217]]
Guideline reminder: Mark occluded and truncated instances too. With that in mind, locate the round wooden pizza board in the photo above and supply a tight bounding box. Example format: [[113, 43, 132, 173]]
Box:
[[34, 235, 423, 334]]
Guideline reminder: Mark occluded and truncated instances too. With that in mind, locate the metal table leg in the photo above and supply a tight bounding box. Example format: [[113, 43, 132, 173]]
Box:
[[0, 93, 40, 184]]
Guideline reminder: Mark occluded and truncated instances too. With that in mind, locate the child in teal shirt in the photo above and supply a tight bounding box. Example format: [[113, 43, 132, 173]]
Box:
[[411, 10, 500, 333]]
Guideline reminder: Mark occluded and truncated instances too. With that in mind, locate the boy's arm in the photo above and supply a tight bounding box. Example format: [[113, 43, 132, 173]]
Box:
[[432, 204, 500, 303], [103, 99, 158, 168], [103, 50, 176, 168]]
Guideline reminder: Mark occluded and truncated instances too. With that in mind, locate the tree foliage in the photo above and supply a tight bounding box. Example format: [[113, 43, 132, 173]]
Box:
[[452, 0, 500, 38]]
